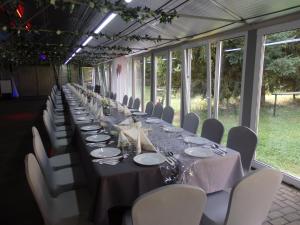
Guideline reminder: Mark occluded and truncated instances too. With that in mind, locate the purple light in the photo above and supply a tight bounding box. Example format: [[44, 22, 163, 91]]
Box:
[[39, 53, 47, 61]]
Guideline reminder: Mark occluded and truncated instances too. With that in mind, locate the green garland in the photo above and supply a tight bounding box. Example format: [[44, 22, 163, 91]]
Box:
[[32, 0, 178, 24]]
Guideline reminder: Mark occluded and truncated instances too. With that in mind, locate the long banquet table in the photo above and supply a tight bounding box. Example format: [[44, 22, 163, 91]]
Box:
[[63, 85, 244, 225]]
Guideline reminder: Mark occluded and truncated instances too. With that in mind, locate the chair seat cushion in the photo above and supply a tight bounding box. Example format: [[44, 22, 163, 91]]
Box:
[[50, 152, 80, 170], [55, 189, 92, 225], [55, 131, 69, 139], [55, 125, 70, 132], [201, 191, 230, 225], [54, 166, 87, 195]]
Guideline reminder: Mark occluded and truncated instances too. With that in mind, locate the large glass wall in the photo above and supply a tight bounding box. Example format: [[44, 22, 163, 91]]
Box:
[[218, 37, 245, 143], [170, 50, 181, 127], [133, 59, 143, 101], [82, 67, 94, 90], [156, 54, 167, 106], [256, 29, 300, 178], [190, 46, 207, 132], [144, 56, 152, 109]]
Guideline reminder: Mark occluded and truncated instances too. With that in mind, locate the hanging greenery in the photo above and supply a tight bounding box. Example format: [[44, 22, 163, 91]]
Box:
[[32, 0, 178, 24]]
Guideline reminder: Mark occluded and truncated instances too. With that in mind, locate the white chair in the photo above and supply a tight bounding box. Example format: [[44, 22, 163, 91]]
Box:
[[32, 127, 79, 170], [43, 110, 71, 154], [28, 140, 86, 197], [47, 99, 65, 120], [201, 168, 283, 225], [182, 112, 199, 134], [25, 154, 91, 225], [123, 184, 207, 225]]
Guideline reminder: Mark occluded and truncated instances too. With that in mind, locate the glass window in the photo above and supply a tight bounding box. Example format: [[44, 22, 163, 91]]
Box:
[[134, 59, 143, 100], [218, 37, 245, 142], [170, 50, 182, 127], [156, 54, 167, 106], [190, 46, 207, 132], [144, 56, 152, 109], [256, 29, 300, 178], [82, 67, 94, 90]]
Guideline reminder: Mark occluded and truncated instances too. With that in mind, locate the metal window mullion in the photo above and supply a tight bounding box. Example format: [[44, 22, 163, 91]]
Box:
[[142, 57, 145, 111], [214, 41, 223, 119], [151, 52, 157, 103], [167, 50, 172, 106], [206, 43, 212, 118]]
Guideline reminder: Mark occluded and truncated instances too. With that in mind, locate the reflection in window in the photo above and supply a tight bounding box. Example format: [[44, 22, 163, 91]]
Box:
[[171, 50, 181, 127], [156, 55, 167, 106], [134, 59, 143, 101], [82, 67, 94, 90], [144, 56, 152, 109], [218, 37, 245, 142], [190, 46, 207, 132]]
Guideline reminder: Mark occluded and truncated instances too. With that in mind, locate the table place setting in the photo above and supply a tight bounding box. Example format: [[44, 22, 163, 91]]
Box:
[[145, 118, 162, 124]]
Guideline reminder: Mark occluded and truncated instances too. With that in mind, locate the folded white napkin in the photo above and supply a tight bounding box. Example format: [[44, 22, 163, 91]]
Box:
[[119, 117, 134, 126], [117, 122, 156, 153]]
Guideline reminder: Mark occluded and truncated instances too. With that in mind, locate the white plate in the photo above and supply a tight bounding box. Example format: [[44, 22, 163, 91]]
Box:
[[73, 107, 86, 110], [85, 134, 111, 143], [133, 153, 165, 166], [146, 118, 161, 124], [184, 147, 214, 158], [77, 116, 92, 121], [129, 108, 139, 112], [74, 111, 88, 115], [81, 125, 101, 131], [90, 147, 121, 158], [163, 126, 183, 133], [183, 136, 210, 145], [133, 112, 148, 116]]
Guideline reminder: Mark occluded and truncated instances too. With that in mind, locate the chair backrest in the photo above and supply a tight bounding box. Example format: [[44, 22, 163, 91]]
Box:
[[32, 127, 56, 196], [113, 93, 117, 100], [133, 98, 141, 110], [132, 184, 207, 225], [201, 118, 224, 144], [110, 92, 114, 99], [43, 110, 58, 150], [162, 106, 174, 124], [152, 102, 163, 118], [225, 168, 282, 225], [227, 126, 257, 172], [145, 101, 154, 116], [122, 95, 128, 105], [128, 96, 134, 108], [25, 154, 58, 225], [182, 112, 199, 134]]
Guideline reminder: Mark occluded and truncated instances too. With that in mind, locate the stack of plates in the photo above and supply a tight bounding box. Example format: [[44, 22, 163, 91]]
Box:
[[81, 125, 101, 132], [183, 136, 210, 145], [90, 147, 121, 158], [133, 153, 165, 166], [85, 134, 111, 143], [145, 118, 161, 124], [184, 146, 214, 158], [163, 126, 183, 133], [132, 112, 148, 116]]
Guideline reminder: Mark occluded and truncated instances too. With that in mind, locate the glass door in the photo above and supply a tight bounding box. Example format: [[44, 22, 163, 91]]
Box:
[[256, 28, 300, 179], [155, 53, 168, 106], [144, 56, 152, 109]]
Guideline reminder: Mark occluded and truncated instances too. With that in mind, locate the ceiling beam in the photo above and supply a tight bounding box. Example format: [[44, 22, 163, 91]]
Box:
[[207, 0, 244, 21], [177, 13, 246, 23]]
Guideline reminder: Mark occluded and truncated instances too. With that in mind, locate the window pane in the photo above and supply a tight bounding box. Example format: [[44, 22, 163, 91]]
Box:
[[156, 55, 167, 106], [82, 67, 93, 90], [134, 59, 142, 100], [218, 37, 245, 143], [257, 29, 300, 178], [171, 50, 181, 127], [190, 46, 207, 133], [144, 56, 152, 109]]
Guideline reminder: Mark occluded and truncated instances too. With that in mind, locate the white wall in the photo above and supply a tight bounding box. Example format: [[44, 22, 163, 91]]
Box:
[[111, 56, 132, 102]]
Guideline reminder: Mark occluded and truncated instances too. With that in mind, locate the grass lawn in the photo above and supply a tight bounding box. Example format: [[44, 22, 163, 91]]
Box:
[[172, 94, 300, 178]]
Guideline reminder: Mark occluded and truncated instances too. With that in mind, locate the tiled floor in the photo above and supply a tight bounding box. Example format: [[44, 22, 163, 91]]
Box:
[[265, 184, 300, 225]]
